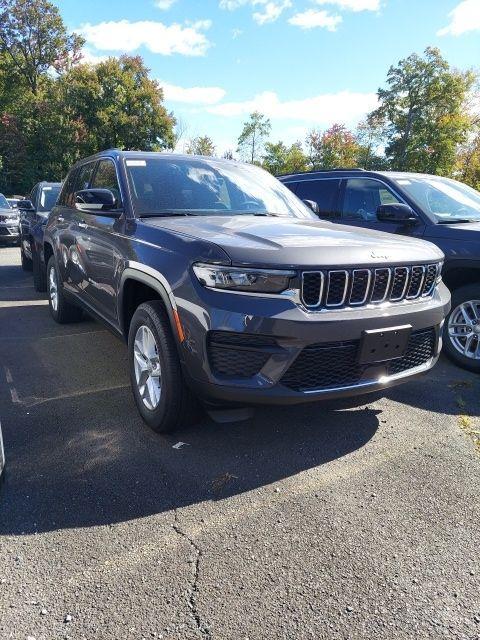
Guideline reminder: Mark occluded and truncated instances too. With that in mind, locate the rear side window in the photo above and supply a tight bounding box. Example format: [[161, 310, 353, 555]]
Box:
[[91, 160, 122, 207], [295, 179, 341, 217]]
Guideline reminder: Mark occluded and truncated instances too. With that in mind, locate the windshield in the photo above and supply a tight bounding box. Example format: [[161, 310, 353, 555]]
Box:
[[0, 194, 11, 209], [393, 175, 480, 223], [125, 157, 314, 218], [38, 185, 61, 212]]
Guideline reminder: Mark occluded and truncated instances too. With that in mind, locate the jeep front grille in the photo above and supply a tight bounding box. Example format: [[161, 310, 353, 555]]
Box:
[[300, 263, 440, 310]]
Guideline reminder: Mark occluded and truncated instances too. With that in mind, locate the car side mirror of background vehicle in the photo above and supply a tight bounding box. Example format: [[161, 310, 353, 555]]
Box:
[[303, 199, 320, 215], [17, 199, 35, 212], [377, 203, 418, 224], [74, 189, 118, 214]]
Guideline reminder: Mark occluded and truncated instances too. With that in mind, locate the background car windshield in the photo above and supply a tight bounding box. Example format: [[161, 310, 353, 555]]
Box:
[[125, 157, 314, 218], [38, 186, 61, 212], [393, 176, 480, 222], [0, 194, 11, 209]]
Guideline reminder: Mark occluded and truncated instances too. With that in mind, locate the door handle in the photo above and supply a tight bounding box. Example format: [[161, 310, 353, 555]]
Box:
[[78, 221, 88, 229]]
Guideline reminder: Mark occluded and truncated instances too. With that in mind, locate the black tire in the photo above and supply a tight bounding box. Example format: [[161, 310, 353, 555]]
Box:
[[128, 301, 201, 433], [21, 245, 32, 271], [32, 247, 47, 292], [46, 255, 83, 324], [443, 283, 480, 373]]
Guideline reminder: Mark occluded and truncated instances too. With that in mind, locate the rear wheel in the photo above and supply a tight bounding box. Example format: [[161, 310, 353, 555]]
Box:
[[128, 301, 200, 433], [47, 256, 83, 324], [444, 284, 480, 372], [32, 247, 47, 292]]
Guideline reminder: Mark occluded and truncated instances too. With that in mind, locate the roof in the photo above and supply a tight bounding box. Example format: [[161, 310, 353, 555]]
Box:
[[71, 149, 241, 167]]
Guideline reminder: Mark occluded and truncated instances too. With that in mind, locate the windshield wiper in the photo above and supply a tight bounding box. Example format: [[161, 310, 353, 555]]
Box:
[[436, 218, 478, 224], [138, 212, 196, 218]]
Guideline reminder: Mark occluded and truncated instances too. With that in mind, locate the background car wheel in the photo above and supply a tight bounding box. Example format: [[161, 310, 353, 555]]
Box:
[[21, 246, 32, 271], [32, 248, 47, 292], [47, 256, 83, 324], [128, 301, 201, 433], [443, 283, 480, 373]]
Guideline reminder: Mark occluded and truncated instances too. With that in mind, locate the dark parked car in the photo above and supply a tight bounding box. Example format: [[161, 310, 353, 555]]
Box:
[[41, 151, 449, 432], [19, 181, 62, 275], [279, 169, 480, 372], [0, 193, 20, 245]]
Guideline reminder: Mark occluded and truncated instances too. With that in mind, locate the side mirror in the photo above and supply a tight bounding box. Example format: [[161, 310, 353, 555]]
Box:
[[377, 203, 417, 224], [303, 199, 320, 215], [17, 199, 35, 212], [74, 188, 117, 213]]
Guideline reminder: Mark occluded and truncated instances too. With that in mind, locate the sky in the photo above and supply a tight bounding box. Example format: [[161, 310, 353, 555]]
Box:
[[56, 0, 480, 154]]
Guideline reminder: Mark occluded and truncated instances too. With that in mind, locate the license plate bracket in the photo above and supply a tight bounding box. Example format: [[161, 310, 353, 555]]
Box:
[[358, 325, 412, 364]]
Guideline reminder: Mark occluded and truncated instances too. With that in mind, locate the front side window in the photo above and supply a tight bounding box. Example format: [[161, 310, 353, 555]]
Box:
[[76, 162, 97, 192], [38, 185, 61, 212], [125, 157, 314, 219], [393, 176, 480, 223], [91, 160, 122, 207], [0, 194, 10, 209], [342, 178, 402, 221], [295, 179, 341, 218], [59, 170, 79, 208]]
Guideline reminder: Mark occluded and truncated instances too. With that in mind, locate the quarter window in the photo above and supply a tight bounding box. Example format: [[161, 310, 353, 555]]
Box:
[[294, 179, 341, 218], [58, 170, 79, 208], [342, 178, 402, 221], [76, 162, 97, 192]]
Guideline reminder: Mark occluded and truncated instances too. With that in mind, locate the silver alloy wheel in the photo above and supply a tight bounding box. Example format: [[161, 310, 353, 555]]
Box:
[[448, 299, 480, 360], [49, 265, 58, 312], [133, 325, 162, 410]]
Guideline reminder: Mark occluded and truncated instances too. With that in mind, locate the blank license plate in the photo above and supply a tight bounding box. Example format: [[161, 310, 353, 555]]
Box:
[[358, 325, 412, 364]]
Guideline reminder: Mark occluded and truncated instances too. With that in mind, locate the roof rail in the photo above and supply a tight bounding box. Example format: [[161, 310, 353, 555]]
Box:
[[277, 167, 366, 177]]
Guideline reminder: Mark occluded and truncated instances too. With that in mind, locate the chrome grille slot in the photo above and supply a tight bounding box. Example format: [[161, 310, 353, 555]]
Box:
[[390, 267, 410, 301], [300, 263, 440, 311], [407, 266, 425, 299], [370, 268, 391, 303], [301, 271, 324, 308], [326, 270, 349, 307], [422, 264, 438, 296], [349, 269, 371, 305]]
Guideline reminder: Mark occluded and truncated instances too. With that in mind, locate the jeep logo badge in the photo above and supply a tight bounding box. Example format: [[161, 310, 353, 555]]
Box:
[[371, 251, 389, 260]]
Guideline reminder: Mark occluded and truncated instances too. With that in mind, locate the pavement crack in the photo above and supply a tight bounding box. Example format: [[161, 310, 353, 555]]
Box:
[[173, 512, 211, 639]]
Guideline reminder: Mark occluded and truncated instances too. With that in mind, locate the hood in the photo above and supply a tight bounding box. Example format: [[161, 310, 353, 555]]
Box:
[[143, 215, 444, 268], [427, 221, 480, 243]]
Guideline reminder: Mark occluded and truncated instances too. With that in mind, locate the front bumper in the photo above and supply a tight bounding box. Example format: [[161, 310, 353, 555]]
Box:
[[0, 221, 20, 240], [179, 282, 451, 406]]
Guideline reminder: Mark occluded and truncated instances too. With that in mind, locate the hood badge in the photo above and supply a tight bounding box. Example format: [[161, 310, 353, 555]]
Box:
[[371, 251, 390, 260]]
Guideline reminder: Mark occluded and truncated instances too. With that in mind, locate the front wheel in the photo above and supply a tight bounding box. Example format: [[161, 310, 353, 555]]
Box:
[[47, 256, 83, 324], [444, 284, 480, 372], [128, 301, 200, 433]]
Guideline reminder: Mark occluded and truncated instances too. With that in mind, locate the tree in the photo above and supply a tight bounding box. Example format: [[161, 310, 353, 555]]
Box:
[[356, 115, 389, 170], [223, 149, 235, 160], [0, 0, 84, 95], [186, 135, 216, 156], [370, 47, 475, 175], [263, 141, 308, 175], [305, 124, 360, 170], [237, 111, 271, 164]]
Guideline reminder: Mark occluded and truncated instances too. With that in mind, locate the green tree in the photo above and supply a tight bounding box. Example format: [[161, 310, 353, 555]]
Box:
[[0, 0, 84, 95], [356, 115, 389, 170], [186, 135, 216, 156], [263, 141, 308, 175], [237, 111, 271, 164], [305, 124, 360, 169], [370, 47, 475, 175]]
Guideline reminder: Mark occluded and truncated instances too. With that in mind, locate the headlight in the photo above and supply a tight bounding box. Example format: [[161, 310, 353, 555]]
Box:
[[193, 263, 296, 294]]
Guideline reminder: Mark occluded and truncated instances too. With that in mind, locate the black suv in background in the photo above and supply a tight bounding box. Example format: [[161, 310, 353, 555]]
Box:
[[41, 151, 449, 432], [280, 170, 480, 372], [19, 181, 62, 274]]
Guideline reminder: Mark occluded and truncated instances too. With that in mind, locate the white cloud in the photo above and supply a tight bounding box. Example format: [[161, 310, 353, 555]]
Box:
[[253, 1, 292, 24], [313, 0, 380, 11], [207, 90, 378, 125], [160, 81, 226, 104], [437, 0, 480, 36], [78, 19, 212, 56], [80, 48, 109, 65], [220, 0, 291, 24], [155, 0, 177, 8], [288, 9, 342, 30]]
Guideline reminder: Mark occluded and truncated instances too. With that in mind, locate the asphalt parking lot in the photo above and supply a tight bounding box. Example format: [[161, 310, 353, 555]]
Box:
[[0, 245, 479, 640]]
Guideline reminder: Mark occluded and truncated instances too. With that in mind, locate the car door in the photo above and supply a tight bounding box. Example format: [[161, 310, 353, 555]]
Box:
[[52, 168, 81, 295], [337, 177, 426, 238], [73, 158, 124, 323], [287, 178, 342, 221]]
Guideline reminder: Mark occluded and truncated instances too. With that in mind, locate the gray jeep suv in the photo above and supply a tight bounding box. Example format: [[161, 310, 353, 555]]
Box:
[[42, 151, 450, 432]]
